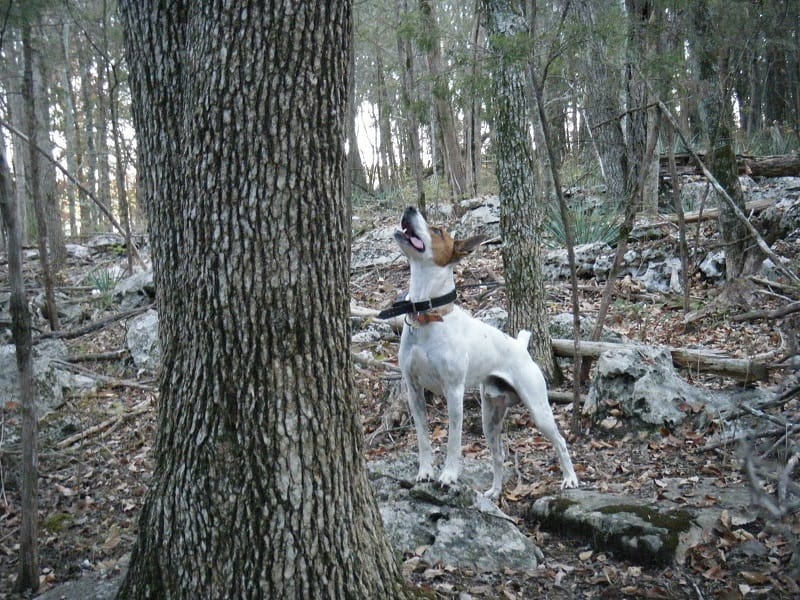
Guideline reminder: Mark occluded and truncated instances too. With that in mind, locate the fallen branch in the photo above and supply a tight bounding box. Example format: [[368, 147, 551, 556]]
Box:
[[551, 338, 770, 382], [731, 301, 800, 322], [51, 359, 156, 391], [352, 351, 400, 373], [663, 197, 776, 224], [65, 349, 129, 362], [57, 399, 152, 448], [36, 303, 154, 341]]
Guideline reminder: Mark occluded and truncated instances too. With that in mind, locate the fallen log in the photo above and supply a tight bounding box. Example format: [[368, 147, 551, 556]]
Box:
[[663, 197, 776, 224], [551, 338, 770, 382], [659, 153, 800, 178]]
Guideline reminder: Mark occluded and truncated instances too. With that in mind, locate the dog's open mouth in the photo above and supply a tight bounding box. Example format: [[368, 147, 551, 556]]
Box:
[[398, 216, 425, 252]]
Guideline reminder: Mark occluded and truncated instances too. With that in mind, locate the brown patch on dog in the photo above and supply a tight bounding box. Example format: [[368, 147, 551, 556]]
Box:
[[429, 225, 486, 266], [429, 226, 457, 266]]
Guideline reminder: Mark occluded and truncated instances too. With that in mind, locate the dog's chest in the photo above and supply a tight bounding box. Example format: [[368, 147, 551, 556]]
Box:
[[399, 325, 465, 394]]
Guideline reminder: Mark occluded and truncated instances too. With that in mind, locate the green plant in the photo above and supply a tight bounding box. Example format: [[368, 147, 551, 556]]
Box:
[[85, 268, 125, 308], [544, 198, 621, 247]]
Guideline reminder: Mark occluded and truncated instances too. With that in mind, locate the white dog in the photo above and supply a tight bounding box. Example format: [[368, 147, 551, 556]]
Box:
[[379, 206, 579, 499]]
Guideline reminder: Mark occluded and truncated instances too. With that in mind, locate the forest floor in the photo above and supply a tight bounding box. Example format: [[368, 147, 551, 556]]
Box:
[[1, 205, 799, 599]]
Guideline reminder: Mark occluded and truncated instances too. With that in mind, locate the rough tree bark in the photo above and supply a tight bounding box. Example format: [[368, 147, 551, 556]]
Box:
[[483, 0, 556, 379], [118, 1, 414, 598], [22, 24, 60, 332], [397, 0, 426, 210], [0, 142, 39, 594], [419, 0, 467, 199]]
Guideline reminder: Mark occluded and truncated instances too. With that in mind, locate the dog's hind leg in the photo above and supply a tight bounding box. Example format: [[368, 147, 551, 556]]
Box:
[[518, 379, 579, 489], [480, 378, 512, 499], [405, 378, 435, 482]]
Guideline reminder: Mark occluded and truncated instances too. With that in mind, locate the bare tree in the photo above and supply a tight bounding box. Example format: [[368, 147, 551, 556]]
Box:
[[483, 0, 556, 378], [0, 141, 38, 594]]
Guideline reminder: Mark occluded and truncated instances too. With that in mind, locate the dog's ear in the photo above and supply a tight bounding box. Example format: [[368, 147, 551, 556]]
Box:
[[450, 235, 486, 263]]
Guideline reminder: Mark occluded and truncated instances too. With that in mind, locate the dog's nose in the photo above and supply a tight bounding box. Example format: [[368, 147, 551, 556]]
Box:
[[402, 206, 418, 220]]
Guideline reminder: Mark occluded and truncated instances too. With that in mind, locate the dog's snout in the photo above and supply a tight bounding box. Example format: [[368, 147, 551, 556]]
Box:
[[403, 206, 419, 219]]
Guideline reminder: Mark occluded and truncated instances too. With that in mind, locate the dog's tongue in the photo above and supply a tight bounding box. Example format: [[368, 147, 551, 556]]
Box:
[[410, 236, 424, 250]]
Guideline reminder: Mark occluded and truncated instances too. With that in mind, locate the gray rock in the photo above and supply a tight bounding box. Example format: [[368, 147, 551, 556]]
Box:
[[584, 345, 708, 426], [369, 456, 541, 573], [0, 339, 74, 414], [452, 196, 501, 240], [549, 313, 625, 343], [699, 250, 726, 280], [65, 243, 91, 260], [126, 309, 161, 372], [114, 269, 155, 311], [639, 257, 683, 293], [34, 574, 123, 600], [351, 225, 403, 270], [474, 306, 507, 331], [352, 319, 395, 343]]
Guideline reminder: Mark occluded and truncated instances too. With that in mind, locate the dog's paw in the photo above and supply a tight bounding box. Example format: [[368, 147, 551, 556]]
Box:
[[438, 468, 459, 487], [415, 467, 435, 483], [483, 486, 502, 501], [561, 475, 579, 490]]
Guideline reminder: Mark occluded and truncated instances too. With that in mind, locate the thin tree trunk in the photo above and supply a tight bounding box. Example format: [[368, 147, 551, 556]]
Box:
[[61, 21, 80, 237], [483, 0, 555, 380], [375, 46, 398, 192], [95, 56, 112, 233], [419, 0, 466, 200], [0, 139, 38, 596], [80, 49, 97, 233], [397, 0, 426, 209], [29, 27, 65, 267], [527, 3, 582, 430], [22, 25, 60, 332]]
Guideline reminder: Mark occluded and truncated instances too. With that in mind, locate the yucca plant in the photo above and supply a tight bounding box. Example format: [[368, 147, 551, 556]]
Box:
[[85, 268, 125, 308], [544, 198, 621, 248]]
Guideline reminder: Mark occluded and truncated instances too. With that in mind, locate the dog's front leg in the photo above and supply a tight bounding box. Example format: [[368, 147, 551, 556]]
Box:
[[439, 384, 466, 486], [405, 379, 435, 482]]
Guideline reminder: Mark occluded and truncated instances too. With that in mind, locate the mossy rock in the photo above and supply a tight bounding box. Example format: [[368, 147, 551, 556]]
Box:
[[529, 490, 696, 566]]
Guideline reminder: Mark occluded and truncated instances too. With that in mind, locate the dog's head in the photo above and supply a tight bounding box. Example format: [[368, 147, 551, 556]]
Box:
[[395, 206, 485, 266]]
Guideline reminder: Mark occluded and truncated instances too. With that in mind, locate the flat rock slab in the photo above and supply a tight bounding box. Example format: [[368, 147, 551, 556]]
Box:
[[529, 478, 756, 566], [34, 574, 122, 600], [368, 456, 541, 573]]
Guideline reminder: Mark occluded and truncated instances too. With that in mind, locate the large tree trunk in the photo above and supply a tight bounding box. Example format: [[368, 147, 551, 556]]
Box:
[[483, 0, 555, 380], [118, 2, 412, 598]]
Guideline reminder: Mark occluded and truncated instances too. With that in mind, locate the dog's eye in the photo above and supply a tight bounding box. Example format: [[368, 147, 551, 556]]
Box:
[[431, 227, 443, 237]]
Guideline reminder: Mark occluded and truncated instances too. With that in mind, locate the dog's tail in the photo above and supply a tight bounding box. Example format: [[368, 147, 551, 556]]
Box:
[[515, 330, 532, 348]]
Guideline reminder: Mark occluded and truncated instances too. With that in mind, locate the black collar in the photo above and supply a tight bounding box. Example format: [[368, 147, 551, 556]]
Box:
[[377, 288, 457, 319]]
